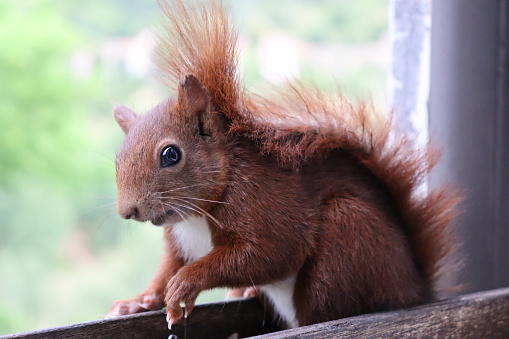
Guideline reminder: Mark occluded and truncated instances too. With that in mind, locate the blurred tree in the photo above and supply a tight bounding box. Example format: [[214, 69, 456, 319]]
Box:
[[61, 0, 158, 37], [241, 0, 387, 43], [0, 0, 89, 189], [0, 0, 115, 333]]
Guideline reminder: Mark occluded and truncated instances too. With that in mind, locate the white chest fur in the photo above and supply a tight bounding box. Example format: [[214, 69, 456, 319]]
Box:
[[171, 215, 213, 263], [260, 274, 299, 328]]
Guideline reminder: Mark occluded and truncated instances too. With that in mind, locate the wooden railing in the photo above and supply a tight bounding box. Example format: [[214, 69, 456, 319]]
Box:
[[2, 287, 508, 339]]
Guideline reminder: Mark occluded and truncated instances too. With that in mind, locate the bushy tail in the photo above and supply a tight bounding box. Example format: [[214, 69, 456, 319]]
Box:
[[244, 86, 463, 298], [155, 0, 240, 118]]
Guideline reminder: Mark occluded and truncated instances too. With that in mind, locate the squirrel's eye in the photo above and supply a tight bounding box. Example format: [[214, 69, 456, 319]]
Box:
[[160, 145, 181, 167]]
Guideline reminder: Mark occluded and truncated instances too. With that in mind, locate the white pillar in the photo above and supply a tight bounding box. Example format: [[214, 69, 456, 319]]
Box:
[[388, 0, 431, 144]]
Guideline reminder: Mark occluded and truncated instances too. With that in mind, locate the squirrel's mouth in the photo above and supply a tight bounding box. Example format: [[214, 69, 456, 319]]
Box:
[[151, 209, 176, 226]]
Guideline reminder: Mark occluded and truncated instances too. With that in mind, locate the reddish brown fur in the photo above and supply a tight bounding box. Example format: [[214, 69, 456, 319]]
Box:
[[107, 0, 461, 329]]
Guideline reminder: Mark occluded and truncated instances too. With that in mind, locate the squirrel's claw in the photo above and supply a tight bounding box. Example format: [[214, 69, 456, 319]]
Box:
[[164, 269, 202, 326], [166, 304, 183, 328]]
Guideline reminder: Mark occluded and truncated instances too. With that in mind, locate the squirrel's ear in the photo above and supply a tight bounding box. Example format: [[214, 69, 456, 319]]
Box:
[[178, 75, 216, 136], [114, 105, 138, 134], [178, 74, 209, 115]]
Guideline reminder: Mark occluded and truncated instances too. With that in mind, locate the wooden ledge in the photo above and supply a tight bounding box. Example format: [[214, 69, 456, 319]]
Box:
[[2, 288, 508, 339], [255, 287, 509, 339]]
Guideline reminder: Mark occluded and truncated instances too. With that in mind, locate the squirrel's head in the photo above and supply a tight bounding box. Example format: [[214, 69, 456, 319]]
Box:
[[114, 75, 229, 227]]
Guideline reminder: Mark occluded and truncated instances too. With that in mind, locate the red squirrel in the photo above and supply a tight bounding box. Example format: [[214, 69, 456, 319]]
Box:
[[106, 0, 461, 329]]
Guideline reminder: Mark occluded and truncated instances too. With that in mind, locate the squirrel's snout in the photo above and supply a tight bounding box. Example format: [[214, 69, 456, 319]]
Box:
[[117, 200, 140, 220]]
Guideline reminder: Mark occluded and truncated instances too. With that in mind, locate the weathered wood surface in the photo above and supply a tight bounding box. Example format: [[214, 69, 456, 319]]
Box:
[[251, 287, 509, 339], [0, 298, 280, 339], [2, 288, 508, 339]]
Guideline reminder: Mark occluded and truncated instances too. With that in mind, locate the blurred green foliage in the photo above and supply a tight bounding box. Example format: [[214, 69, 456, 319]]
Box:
[[240, 0, 387, 43], [0, 0, 85, 186], [0, 0, 387, 334]]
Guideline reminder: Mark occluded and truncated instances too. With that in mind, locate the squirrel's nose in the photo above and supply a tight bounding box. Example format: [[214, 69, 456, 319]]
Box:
[[124, 207, 139, 220], [118, 202, 140, 220]]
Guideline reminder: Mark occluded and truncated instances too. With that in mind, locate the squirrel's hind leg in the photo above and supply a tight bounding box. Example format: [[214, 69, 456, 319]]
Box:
[[293, 196, 423, 325]]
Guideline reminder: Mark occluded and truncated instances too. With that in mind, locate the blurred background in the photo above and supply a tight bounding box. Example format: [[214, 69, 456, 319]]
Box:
[[0, 0, 388, 334]]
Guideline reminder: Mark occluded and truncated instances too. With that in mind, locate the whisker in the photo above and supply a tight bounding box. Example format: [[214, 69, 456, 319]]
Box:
[[126, 219, 134, 246], [161, 201, 215, 226], [169, 197, 224, 229], [86, 150, 116, 168], [159, 183, 209, 194], [166, 201, 191, 217], [161, 201, 199, 216], [161, 195, 229, 205], [97, 201, 118, 208], [83, 201, 118, 215], [174, 206, 190, 220], [159, 201, 189, 221], [92, 209, 118, 240]]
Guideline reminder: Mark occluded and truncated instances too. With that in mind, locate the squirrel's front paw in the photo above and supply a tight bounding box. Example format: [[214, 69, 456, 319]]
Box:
[[106, 292, 164, 318], [165, 271, 202, 328]]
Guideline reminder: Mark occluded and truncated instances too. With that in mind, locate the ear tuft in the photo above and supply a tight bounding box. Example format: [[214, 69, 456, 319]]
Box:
[[114, 105, 138, 134]]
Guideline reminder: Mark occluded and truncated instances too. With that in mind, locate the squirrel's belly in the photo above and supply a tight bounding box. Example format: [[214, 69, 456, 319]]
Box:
[[171, 215, 213, 263], [260, 274, 298, 328]]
